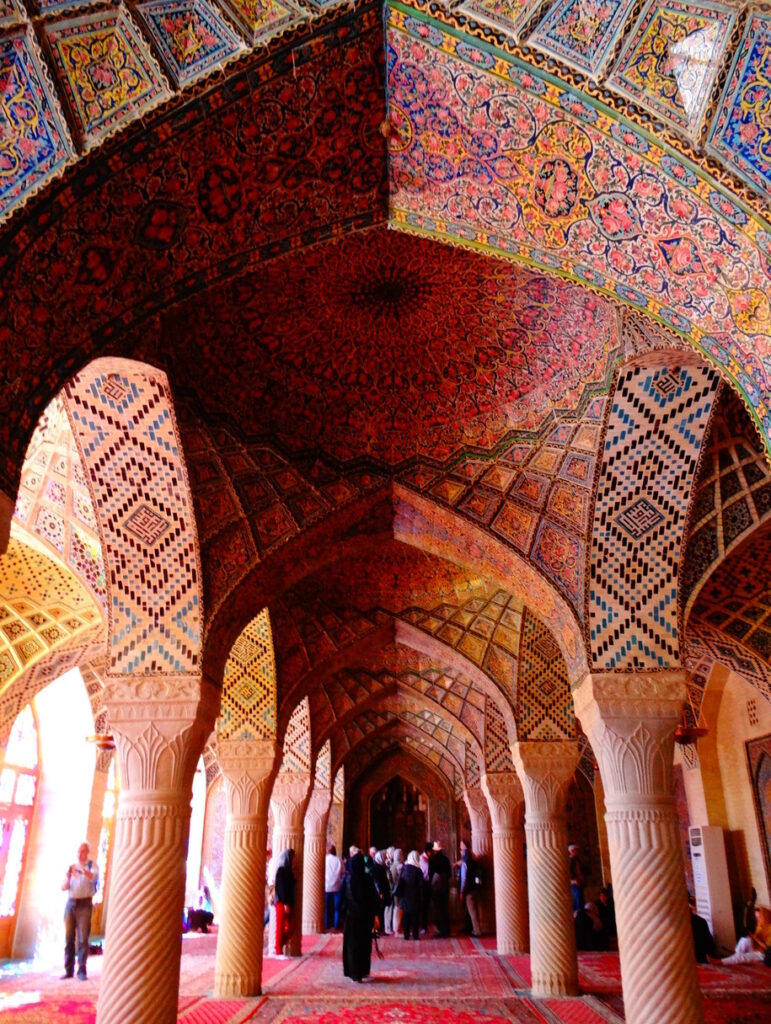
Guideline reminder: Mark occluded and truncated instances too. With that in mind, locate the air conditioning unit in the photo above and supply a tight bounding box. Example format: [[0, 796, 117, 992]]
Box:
[[689, 825, 735, 952]]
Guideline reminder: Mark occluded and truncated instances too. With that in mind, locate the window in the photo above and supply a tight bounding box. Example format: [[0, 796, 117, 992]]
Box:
[[0, 706, 39, 919]]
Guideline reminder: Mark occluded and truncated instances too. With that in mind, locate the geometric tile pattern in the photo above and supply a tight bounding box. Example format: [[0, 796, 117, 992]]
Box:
[[688, 524, 771, 671], [42, 8, 170, 152], [608, 0, 739, 142], [218, 0, 305, 46], [333, 765, 344, 803], [136, 0, 245, 88], [64, 362, 201, 676], [484, 698, 511, 772], [219, 608, 277, 741], [400, 588, 523, 703], [465, 741, 481, 791], [0, 29, 73, 219], [314, 738, 331, 790], [707, 11, 771, 199], [0, 0, 25, 27], [516, 607, 575, 740], [590, 358, 719, 669], [457, 0, 543, 42], [687, 620, 771, 704], [278, 697, 311, 775], [0, 538, 104, 737], [13, 396, 106, 608], [529, 0, 638, 80], [681, 388, 771, 616]]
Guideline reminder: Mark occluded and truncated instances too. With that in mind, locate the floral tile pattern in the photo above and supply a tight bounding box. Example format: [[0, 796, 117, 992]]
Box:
[[607, 0, 739, 141], [136, 0, 245, 88], [42, 8, 170, 152], [218, 0, 306, 46], [706, 11, 771, 200], [0, 28, 73, 219], [528, 0, 637, 80], [456, 0, 542, 42]]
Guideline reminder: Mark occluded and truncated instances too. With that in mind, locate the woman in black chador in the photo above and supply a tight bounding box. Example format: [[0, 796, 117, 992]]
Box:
[[342, 852, 380, 982]]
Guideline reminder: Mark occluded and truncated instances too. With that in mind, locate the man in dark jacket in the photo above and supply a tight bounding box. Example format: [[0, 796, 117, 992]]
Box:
[[429, 840, 451, 937]]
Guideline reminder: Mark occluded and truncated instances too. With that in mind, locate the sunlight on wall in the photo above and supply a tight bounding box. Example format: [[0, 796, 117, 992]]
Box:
[[13, 668, 94, 962], [185, 757, 206, 908]]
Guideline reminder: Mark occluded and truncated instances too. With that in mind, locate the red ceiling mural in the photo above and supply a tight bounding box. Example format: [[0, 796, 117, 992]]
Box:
[[166, 228, 619, 466]]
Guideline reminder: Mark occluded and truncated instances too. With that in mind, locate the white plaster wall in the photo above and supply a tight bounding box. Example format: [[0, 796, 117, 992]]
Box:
[[13, 668, 96, 961], [716, 671, 771, 906]]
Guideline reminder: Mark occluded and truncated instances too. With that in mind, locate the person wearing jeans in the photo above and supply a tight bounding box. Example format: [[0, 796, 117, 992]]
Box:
[[62, 842, 99, 980]]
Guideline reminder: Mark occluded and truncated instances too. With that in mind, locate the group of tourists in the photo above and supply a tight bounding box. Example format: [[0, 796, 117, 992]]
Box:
[[568, 841, 617, 951]]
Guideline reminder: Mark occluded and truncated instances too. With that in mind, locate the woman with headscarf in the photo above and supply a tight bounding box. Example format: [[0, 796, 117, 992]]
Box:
[[342, 851, 380, 982], [395, 850, 423, 940], [273, 849, 295, 957]]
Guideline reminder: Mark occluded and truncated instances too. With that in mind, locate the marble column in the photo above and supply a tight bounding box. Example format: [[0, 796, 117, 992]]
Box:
[[96, 678, 217, 1024], [511, 741, 579, 997], [463, 786, 495, 935], [270, 772, 312, 956], [214, 739, 279, 996], [573, 673, 703, 1024], [303, 787, 332, 934], [481, 771, 528, 954]]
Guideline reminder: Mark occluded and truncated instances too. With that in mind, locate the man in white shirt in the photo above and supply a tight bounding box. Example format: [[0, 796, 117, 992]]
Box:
[[324, 843, 343, 930], [61, 842, 99, 980]]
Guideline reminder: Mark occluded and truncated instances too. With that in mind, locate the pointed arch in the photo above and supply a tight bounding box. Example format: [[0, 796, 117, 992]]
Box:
[[219, 607, 277, 741]]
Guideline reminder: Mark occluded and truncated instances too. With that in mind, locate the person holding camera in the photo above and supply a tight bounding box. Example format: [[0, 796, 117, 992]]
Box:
[[61, 842, 99, 980]]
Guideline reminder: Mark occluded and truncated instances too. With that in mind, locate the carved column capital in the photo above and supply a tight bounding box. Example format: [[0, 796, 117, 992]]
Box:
[[463, 785, 491, 833], [304, 787, 333, 836], [572, 672, 686, 807], [270, 771, 312, 831], [511, 741, 578, 823], [217, 739, 279, 819], [481, 772, 524, 832], [104, 677, 218, 795]]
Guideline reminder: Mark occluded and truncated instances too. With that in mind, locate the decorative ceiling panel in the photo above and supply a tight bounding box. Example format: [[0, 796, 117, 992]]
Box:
[[528, 0, 638, 80], [166, 228, 619, 467]]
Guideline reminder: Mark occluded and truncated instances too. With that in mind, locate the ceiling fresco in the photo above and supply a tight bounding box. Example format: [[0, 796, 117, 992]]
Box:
[[165, 227, 620, 465]]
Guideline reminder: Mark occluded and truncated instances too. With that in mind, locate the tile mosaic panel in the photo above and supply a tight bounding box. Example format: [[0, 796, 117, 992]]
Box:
[[43, 8, 170, 152], [529, 0, 638, 80], [136, 0, 245, 88], [278, 697, 311, 775], [218, 0, 305, 46], [219, 609, 277, 741], [590, 359, 719, 669], [64, 363, 200, 675], [516, 606, 575, 740], [707, 12, 771, 200], [457, 0, 543, 41], [0, 0, 25, 28], [484, 698, 511, 772], [0, 29, 73, 219], [608, 0, 739, 142]]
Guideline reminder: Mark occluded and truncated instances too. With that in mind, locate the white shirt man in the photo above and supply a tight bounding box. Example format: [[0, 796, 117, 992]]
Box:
[[61, 842, 99, 980], [325, 844, 343, 930]]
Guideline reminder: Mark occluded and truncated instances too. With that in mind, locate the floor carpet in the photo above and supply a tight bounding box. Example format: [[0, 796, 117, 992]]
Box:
[[0, 934, 769, 1022]]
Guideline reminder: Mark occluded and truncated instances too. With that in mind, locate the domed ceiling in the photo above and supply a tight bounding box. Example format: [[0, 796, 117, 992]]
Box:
[[168, 228, 619, 465]]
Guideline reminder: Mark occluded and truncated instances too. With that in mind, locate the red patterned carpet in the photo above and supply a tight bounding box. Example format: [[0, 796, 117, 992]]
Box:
[[0, 934, 769, 1022]]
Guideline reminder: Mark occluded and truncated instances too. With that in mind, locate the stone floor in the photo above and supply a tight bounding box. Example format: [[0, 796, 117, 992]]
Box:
[[0, 930, 769, 1022]]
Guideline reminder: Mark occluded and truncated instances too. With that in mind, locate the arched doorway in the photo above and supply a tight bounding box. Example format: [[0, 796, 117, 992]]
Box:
[[370, 775, 428, 853]]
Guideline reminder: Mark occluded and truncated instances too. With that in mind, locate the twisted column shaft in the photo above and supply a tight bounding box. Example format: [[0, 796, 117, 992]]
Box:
[[464, 786, 496, 935], [214, 740, 278, 997], [271, 772, 312, 956], [96, 679, 216, 1024], [303, 789, 332, 933], [512, 741, 579, 997], [482, 772, 528, 954], [573, 673, 702, 1024]]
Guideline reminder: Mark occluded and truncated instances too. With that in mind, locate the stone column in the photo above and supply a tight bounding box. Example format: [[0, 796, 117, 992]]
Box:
[[97, 678, 217, 1024], [303, 787, 332, 933], [214, 739, 279, 996], [270, 772, 312, 956], [481, 771, 528, 954], [463, 786, 495, 935], [573, 673, 702, 1024], [511, 741, 579, 997]]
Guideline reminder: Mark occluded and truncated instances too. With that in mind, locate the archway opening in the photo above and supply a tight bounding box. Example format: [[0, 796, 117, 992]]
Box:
[[370, 774, 428, 853]]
